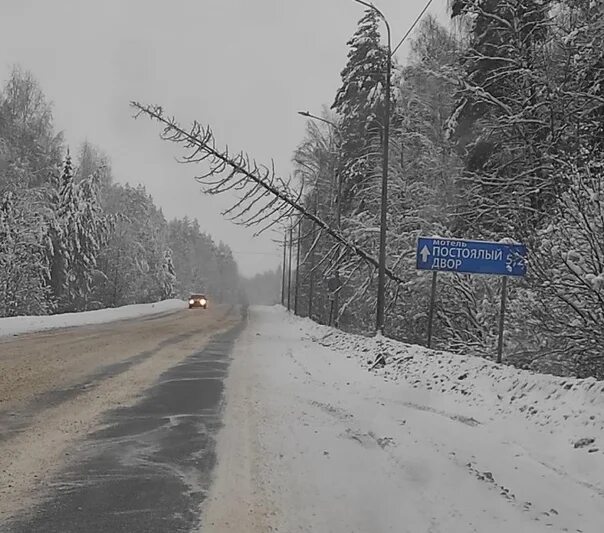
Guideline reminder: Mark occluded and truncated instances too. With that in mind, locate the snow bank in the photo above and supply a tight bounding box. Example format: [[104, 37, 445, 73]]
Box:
[[0, 299, 185, 338], [276, 307, 604, 452], [208, 306, 604, 532]]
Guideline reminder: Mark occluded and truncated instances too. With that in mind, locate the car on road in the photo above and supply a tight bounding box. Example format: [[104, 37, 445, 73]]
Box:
[[188, 294, 208, 309]]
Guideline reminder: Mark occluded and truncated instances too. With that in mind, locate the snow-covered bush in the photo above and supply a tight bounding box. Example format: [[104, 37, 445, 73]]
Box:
[[527, 158, 604, 378]]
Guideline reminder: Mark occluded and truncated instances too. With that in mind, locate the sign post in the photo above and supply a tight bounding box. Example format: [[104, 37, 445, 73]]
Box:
[[427, 271, 438, 348], [416, 237, 527, 360], [327, 275, 340, 326], [496, 276, 508, 363]]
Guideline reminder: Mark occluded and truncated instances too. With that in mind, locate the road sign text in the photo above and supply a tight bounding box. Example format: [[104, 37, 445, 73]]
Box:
[[416, 237, 527, 277]]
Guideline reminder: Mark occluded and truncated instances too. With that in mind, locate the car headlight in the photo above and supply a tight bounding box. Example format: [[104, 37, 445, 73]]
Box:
[[189, 299, 194, 305], [200, 299, 207, 305]]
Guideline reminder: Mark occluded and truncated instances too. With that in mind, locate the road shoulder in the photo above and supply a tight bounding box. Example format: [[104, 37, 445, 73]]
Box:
[[199, 318, 275, 533], [200, 306, 604, 533]]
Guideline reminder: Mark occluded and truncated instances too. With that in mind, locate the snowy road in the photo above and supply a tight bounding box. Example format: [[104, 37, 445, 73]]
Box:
[[1, 304, 602, 532], [203, 306, 604, 533], [0, 304, 240, 529]]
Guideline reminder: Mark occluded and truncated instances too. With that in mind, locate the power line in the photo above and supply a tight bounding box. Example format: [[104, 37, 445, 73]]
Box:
[[233, 250, 281, 256], [392, 0, 435, 56]]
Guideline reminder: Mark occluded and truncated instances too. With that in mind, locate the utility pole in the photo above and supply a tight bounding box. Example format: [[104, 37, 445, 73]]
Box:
[[281, 232, 287, 306], [333, 145, 343, 328], [287, 225, 293, 311], [496, 277, 508, 364], [307, 193, 318, 319], [294, 219, 302, 315], [308, 243, 315, 319]]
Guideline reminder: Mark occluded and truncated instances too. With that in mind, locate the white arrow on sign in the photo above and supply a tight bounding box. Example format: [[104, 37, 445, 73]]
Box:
[[420, 245, 430, 263]]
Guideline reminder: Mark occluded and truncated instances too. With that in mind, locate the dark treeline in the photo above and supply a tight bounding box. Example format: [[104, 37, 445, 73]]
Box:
[[0, 67, 240, 316], [242, 268, 281, 306], [291, 2, 603, 378]]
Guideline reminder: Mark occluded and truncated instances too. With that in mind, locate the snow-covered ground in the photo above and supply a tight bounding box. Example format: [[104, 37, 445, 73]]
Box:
[[203, 305, 604, 533], [0, 299, 185, 338], [316, 322, 604, 454]]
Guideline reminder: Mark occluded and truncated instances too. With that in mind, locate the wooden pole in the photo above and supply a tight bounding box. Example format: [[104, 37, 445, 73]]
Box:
[[294, 220, 302, 315], [308, 196, 318, 319], [496, 276, 508, 363], [427, 271, 438, 348], [287, 226, 293, 311], [281, 232, 287, 306]]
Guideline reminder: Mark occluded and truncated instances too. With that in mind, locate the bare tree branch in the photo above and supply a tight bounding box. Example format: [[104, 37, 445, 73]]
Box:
[[131, 102, 405, 285]]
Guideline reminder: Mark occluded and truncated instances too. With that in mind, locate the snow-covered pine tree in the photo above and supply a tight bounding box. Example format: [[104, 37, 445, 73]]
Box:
[[71, 169, 110, 310], [384, 16, 463, 343], [449, 0, 554, 238], [75, 141, 112, 188], [45, 151, 108, 311], [93, 183, 172, 306], [516, 155, 604, 378], [46, 155, 71, 310], [215, 242, 239, 304], [166, 217, 240, 303], [329, 8, 399, 332], [159, 248, 176, 300], [0, 191, 50, 316], [445, 0, 604, 373], [332, 8, 390, 215], [55, 151, 82, 311]]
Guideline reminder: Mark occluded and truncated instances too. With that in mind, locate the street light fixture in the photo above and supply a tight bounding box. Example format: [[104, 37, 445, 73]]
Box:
[[297, 110, 342, 222], [298, 111, 341, 139]]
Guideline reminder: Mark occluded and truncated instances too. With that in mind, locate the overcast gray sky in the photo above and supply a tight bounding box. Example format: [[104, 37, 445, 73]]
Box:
[[0, 0, 449, 277]]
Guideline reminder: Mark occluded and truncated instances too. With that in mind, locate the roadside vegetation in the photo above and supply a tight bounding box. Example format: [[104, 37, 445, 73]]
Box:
[[289, 2, 603, 379], [0, 67, 240, 317], [135, 2, 602, 379]]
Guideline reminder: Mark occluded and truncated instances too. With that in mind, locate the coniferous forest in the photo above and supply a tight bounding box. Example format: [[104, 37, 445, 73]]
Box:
[[0, 67, 240, 317], [288, 2, 603, 379], [2, 1, 602, 381]]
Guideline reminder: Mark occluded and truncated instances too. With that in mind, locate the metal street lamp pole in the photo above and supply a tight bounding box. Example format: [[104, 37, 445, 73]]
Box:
[[352, 0, 433, 335]]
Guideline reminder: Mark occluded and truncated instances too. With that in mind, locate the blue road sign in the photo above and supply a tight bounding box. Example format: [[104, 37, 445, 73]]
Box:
[[416, 237, 527, 277]]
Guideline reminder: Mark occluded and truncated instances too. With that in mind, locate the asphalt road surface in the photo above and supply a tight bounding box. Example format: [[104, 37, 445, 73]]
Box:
[[0, 304, 241, 532]]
